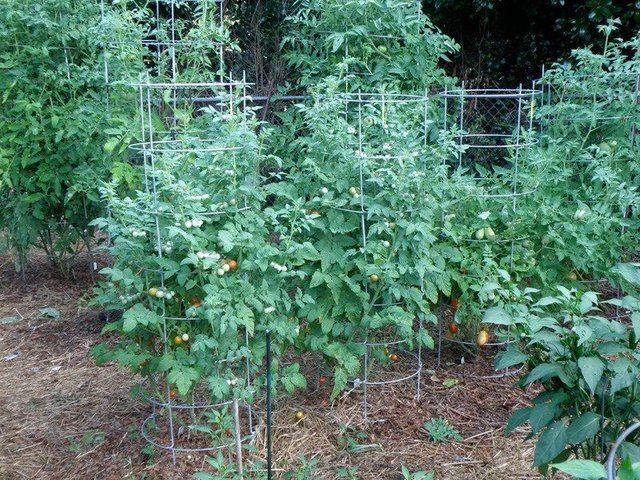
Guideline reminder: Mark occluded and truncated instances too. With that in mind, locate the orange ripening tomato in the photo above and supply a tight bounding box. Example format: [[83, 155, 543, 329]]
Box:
[[477, 330, 490, 347], [189, 297, 202, 308], [227, 260, 238, 270]]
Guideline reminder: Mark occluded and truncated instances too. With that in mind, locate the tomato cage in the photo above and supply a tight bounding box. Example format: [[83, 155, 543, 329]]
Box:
[[98, 74, 261, 466], [301, 90, 435, 418], [433, 86, 542, 378], [99, 0, 227, 85], [534, 71, 640, 320]]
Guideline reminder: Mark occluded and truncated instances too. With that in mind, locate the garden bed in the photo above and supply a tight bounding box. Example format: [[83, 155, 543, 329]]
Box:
[[0, 251, 554, 479]]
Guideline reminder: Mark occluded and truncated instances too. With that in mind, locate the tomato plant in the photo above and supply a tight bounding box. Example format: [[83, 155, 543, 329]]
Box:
[[284, 0, 459, 91]]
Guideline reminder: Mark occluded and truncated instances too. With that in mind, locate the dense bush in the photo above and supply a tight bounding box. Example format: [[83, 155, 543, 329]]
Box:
[[0, 0, 131, 275], [283, 0, 459, 91]]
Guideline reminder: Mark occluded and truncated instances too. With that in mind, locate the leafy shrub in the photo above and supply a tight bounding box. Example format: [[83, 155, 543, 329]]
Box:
[[283, 0, 458, 91], [529, 22, 640, 283], [0, 0, 134, 275]]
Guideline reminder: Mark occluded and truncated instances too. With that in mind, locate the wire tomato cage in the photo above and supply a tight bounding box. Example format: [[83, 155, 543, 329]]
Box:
[[302, 90, 434, 418], [535, 69, 640, 321], [433, 85, 542, 378], [99, 0, 227, 86], [100, 68, 261, 463]]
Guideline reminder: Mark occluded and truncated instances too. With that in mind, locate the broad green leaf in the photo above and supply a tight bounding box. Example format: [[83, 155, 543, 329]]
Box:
[[578, 292, 599, 314], [506, 407, 531, 435], [495, 348, 528, 370], [525, 363, 562, 385], [534, 421, 568, 467], [620, 442, 640, 464], [618, 456, 640, 480], [632, 313, 640, 344], [566, 412, 601, 445], [530, 403, 558, 434], [573, 325, 593, 346], [613, 263, 640, 287], [534, 296, 561, 307], [611, 358, 637, 395], [482, 307, 512, 326], [578, 356, 604, 393], [550, 459, 606, 479]]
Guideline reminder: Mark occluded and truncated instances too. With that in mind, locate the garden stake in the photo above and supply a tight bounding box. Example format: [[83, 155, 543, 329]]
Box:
[[233, 398, 243, 477], [266, 329, 273, 480]]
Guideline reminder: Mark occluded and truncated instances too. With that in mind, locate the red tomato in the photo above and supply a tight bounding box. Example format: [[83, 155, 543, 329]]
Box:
[[451, 298, 459, 310]]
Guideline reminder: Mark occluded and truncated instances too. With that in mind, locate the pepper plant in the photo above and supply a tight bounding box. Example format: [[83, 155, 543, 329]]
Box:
[[483, 262, 640, 475]]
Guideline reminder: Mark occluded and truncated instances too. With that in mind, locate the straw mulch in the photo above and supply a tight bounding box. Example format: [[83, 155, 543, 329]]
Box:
[[0, 250, 563, 479]]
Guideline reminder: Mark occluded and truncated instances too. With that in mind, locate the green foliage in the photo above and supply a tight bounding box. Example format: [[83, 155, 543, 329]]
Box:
[[400, 465, 435, 480], [422, 417, 462, 443], [485, 263, 640, 473], [283, 0, 458, 91], [529, 22, 640, 282], [99, 0, 237, 83], [90, 103, 312, 401], [0, 0, 124, 274], [66, 431, 106, 453]]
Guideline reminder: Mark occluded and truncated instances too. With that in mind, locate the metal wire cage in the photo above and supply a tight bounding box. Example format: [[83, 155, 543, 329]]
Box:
[[433, 86, 542, 377], [99, 73, 261, 463], [306, 90, 436, 417], [99, 0, 227, 85]]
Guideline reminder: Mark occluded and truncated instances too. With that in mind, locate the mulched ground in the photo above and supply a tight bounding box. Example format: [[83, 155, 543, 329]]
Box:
[[0, 250, 552, 480]]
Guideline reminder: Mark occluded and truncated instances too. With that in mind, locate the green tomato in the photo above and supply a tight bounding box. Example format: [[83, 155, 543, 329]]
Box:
[[475, 228, 485, 240], [484, 226, 496, 240]]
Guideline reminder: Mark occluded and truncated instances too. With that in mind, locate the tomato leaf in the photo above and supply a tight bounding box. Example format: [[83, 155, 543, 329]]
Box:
[[168, 366, 199, 396], [482, 307, 512, 326], [121, 304, 161, 333]]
